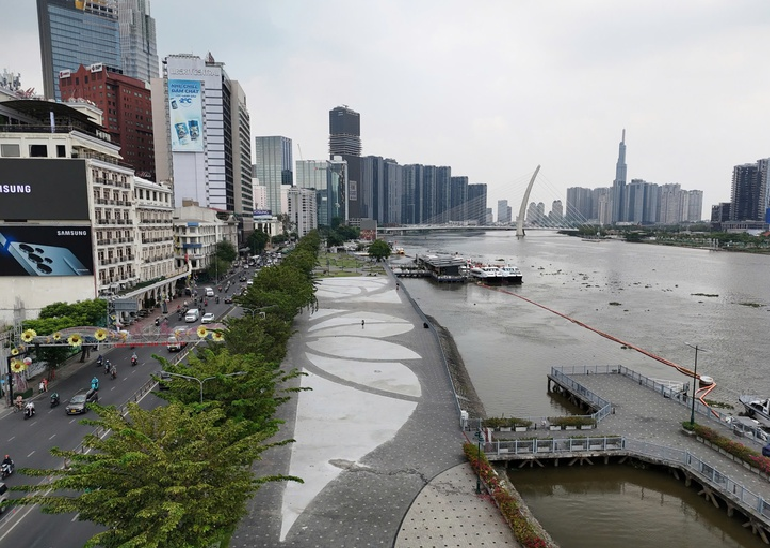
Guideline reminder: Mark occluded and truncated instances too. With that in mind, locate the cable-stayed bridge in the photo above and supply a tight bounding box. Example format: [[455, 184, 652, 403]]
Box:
[[379, 224, 577, 235]]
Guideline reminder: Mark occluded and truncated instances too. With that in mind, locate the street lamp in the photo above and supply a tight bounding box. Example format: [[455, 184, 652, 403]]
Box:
[[161, 371, 247, 403], [685, 342, 709, 427], [475, 418, 483, 494]]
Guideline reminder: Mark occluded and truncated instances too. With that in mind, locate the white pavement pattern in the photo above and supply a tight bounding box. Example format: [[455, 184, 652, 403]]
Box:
[[232, 276, 517, 548]]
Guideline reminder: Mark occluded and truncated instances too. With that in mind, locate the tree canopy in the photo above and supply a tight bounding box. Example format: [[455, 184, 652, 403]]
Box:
[[24, 299, 108, 332], [368, 239, 392, 262]]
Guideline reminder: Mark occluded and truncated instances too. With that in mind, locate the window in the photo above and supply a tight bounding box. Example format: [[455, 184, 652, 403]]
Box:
[[56, 145, 66, 158], [29, 144, 48, 158], [0, 144, 20, 157]]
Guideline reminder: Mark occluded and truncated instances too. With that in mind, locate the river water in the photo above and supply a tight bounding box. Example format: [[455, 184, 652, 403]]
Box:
[[397, 231, 770, 547]]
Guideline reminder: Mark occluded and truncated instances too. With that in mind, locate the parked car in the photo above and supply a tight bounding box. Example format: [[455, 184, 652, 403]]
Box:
[[66, 388, 99, 415], [201, 313, 215, 324], [239, 276, 247, 282], [224, 296, 233, 304], [0, 483, 7, 514]]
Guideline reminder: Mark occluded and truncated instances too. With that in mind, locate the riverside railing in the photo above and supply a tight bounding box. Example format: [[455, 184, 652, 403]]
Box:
[[549, 367, 613, 422], [386, 262, 462, 417], [485, 435, 770, 519]]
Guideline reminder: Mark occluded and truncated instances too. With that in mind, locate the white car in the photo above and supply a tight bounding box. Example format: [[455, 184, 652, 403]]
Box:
[[201, 313, 215, 324]]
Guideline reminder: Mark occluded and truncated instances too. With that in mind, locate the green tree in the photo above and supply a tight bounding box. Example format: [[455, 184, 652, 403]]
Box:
[[35, 345, 74, 380], [206, 257, 230, 282], [246, 230, 270, 255], [215, 240, 238, 263], [326, 232, 344, 247], [368, 239, 391, 261], [240, 265, 315, 322], [32, 299, 108, 328], [224, 315, 293, 364], [271, 234, 286, 246], [157, 348, 308, 432], [13, 403, 300, 548]]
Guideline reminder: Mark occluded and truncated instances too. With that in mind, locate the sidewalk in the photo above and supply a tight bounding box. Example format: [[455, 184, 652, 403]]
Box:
[[231, 275, 520, 547]]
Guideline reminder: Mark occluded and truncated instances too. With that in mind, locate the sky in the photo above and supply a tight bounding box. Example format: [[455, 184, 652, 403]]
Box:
[[3, 0, 770, 219]]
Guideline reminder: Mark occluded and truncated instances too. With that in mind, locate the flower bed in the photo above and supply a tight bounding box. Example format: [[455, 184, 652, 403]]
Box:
[[483, 416, 533, 429], [685, 422, 770, 474], [548, 415, 596, 428], [464, 442, 557, 548]]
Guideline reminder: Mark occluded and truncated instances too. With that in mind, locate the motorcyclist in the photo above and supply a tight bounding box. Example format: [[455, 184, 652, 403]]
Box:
[[131, 352, 138, 365], [110, 363, 117, 379], [91, 377, 99, 391], [3, 455, 13, 468], [1, 455, 13, 478], [96, 354, 103, 367], [25, 401, 35, 416], [104, 359, 111, 374]]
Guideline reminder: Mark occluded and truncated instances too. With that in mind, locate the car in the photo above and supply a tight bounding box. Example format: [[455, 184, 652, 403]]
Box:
[[184, 288, 193, 296], [205, 287, 215, 297], [167, 336, 188, 352], [224, 296, 233, 304], [0, 483, 7, 514], [201, 313, 215, 324], [157, 370, 172, 391], [66, 388, 99, 415], [239, 276, 246, 282]]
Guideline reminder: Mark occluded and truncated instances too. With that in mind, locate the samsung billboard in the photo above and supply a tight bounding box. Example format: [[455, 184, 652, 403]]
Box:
[[0, 225, 94, 277], [0, 159, 89, 221]]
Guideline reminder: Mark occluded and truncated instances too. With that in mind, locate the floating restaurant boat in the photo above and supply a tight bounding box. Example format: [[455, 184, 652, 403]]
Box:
[[469, 262, 523, 284]]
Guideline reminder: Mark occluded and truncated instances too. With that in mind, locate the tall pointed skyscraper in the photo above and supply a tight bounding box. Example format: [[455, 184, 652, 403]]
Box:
[[117, 0, 159, 84], [612, 129, 628, 223], [329, 105, 362, 223]]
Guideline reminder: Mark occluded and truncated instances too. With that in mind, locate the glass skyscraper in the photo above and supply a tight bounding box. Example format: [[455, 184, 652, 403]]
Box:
[[37, 0, 122, 101], [117, 0, 159, 84]]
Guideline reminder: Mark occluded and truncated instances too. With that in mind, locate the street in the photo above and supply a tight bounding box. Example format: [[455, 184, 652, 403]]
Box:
[[0, 267, 250, 548]]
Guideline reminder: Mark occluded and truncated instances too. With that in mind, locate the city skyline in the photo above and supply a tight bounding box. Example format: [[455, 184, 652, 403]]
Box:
[[5, 1, 770, 215]]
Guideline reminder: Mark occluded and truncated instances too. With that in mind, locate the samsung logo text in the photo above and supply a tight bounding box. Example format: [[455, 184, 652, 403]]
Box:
[[0, 185, 32, 194], [58, 230, 87, 236]]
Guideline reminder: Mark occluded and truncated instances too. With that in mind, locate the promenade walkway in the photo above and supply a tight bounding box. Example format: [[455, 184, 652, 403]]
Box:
[[231, 276, 519, 547]]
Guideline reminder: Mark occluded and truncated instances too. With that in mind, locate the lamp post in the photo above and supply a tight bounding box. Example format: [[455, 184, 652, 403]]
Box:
[[161, 371, 247, 403], [475, 418, 483, 494], [685, 342, 709, 427]]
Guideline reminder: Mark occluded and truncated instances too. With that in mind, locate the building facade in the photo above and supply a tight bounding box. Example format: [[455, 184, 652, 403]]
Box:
[[466, 183, 487, 225], [286, 187, 318, 238], [730, 160, 770, 222], [254, 136, 293, 217], [117, 0, 159, 84], [59, 63, 155, 179], [134, 177, 174, 281], [37, 0, 122, 101], [329, 105, 361, 223], [173, 201, 238, 275], [611, 129, 628, 223]]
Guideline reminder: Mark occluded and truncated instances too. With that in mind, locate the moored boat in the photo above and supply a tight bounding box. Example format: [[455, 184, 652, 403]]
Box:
[[739, 395, 770, 426], [469, 263, 523, 284]]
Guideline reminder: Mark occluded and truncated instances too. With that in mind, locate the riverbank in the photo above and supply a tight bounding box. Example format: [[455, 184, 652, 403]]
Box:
[[426, 313, 486, 419]]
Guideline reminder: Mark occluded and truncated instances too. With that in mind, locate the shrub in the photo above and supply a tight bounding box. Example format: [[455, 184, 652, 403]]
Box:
[[548, 415, 596, 427], [463, 442, 553, 548], [483, 416, 533, 429], [691, 423, 770, 472]]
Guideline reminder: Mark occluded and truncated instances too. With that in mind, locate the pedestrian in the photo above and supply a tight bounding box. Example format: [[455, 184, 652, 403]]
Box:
[[43, 378, 48, 393], [39, 380, 45, 394], [361, 319, 365, 329]]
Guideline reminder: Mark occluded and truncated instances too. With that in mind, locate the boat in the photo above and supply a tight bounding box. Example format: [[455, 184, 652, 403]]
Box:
[[469, 263, 523, 284], [739, 395, 770, 426]]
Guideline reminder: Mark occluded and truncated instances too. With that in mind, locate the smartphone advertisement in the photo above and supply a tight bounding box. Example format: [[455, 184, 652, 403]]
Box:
[[0, 225, 94, 277], [168, 79, 204, 152], [0, 159, 89, 221]]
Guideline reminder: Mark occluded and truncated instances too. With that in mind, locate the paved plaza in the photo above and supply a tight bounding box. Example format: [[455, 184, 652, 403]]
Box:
[[230, 276, 520, 547]]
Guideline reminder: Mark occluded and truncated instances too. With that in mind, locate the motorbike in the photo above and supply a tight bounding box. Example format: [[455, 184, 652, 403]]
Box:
[[23, 405, 35, 420], [155, 318, 160, 327], [110, 368, 117, 380], [131, 357, 137, 367], [96, 356, 103, 368], [50, 393, 60, 408], [1, 462, 14, 480]]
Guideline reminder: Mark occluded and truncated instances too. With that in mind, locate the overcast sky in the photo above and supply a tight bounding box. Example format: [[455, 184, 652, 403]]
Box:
[[4, 1, 770, 218]]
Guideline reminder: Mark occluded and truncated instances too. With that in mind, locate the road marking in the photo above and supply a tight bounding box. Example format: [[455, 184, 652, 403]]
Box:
[[7, 437, 14, 442], [49, 434, 56, 440], [26, 451, 34, 458]]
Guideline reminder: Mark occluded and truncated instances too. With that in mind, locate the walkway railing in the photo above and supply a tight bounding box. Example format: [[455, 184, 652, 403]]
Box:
[[549, 367, 613, 422], [485, 435, 770, 519]]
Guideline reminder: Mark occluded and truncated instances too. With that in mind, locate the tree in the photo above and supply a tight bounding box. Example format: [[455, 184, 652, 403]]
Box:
[[240, 264, 316, 322], [32, 299, 108, 329], [246, 230, 269, 255], [326, 232, 344, 248], [206, 257, 230, 282], [157, 348, 308, 432], [368, 239, 391, 262], [13, 403, 300, 548], [35, 345, 73, 380], [224, 315, 293, 364], [271, 234, 286, 246], [215, 240, 238, 263]]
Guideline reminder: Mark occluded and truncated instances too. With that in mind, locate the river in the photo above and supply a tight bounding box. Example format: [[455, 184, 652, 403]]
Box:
[[396, 231, 770, 547]]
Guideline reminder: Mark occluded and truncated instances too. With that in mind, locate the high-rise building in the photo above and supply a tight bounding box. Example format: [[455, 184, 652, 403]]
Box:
[[329, 106, 361, 223], [296, 159, 330, 227], [435, 166, 452, 223], [152, 53, 251, 225], [229, 81, 253, 236], [37, 0, 122, 101], [449, 176, 468, 222], [730, 160, 770, 222], [566, 187, 594, 224], [254, 136, 293, 216], [497, 200, 510, 223], [549, 200, 563, 224], [59, 63, 155, 179], [659, 183, 682, 225], [327, 157, 348, 224], [117, 0, 159, 84], [466, 183, 487, 225], [360, 155, 383, 221], [612, 129, 628, 223], [286, 187, 318, 238], [383, 159, 403, 225], [402, 164, 423, 224]]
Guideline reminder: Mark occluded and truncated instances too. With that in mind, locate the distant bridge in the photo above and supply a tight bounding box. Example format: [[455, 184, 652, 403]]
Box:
[[378, 225, 577, 235]]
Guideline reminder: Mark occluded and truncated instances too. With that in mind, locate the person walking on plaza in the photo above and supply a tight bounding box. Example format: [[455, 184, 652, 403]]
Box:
[[361, 319, 365, 329]]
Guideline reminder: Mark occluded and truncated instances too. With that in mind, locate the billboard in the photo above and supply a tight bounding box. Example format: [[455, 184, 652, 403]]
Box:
[[253, 209, 272, 219], [0, 159, 89, 221], [0, 225, 94, 277], [168, 79, 204, 152]]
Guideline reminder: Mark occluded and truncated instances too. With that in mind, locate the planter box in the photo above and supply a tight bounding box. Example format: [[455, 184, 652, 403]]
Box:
[[550, 426, 562, 430], [499, 427, 512, 432], [515, 426, 527, 432], [580, 425, 593, 430], [565, 426, 577, 430]]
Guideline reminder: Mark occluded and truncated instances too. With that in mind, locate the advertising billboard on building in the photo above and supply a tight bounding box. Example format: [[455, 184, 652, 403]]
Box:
[[253, 209, 272, 220], [0, 225, 94, 277], [0, 159, 89, 220], [168, 79, 204, 152]]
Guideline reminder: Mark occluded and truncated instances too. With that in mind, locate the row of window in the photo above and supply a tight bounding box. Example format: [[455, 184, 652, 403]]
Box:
[[0, 144, 68, 158]]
